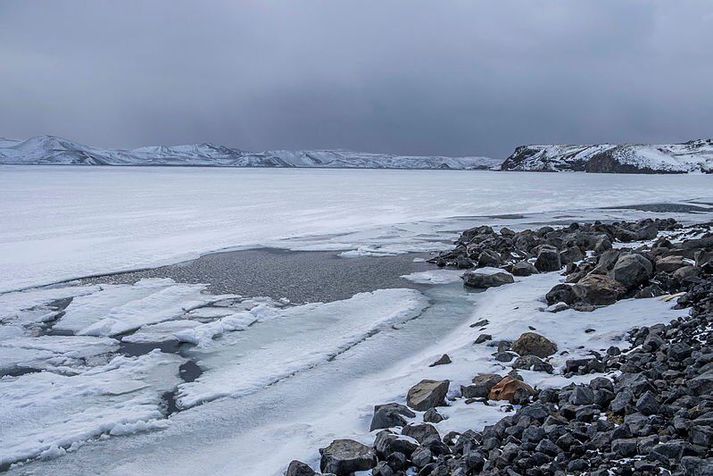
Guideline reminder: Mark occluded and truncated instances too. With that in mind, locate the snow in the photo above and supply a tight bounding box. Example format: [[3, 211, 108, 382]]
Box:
[[0, 350, 183, 469], [2, 166, 713, 293], [0, 135, 499, 170]]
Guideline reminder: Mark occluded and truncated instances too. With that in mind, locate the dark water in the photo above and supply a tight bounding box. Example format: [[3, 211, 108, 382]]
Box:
[[82, 248, 432, 303], [602, 202, 711, 213]]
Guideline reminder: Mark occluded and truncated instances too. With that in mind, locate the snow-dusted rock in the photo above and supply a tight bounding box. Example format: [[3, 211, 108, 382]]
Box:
[[501, 139, 713, 173]]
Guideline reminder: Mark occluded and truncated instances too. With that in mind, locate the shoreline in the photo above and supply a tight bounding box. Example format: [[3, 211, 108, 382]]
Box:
[[1, 211, 712, 475], [286, 218, 713, 475]]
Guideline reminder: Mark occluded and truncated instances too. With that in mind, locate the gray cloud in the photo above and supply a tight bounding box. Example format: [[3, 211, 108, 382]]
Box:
[[1, 0, 712, 157]]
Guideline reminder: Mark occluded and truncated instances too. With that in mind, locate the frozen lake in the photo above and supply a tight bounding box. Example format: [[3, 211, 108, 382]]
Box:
[[1, 166, 713, 475], [1, 166, 713, 292]]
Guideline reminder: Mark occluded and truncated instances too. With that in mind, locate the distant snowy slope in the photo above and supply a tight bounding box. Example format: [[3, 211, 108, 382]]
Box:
[[500, 139, 713, 173], [0, 135, 500, 170]]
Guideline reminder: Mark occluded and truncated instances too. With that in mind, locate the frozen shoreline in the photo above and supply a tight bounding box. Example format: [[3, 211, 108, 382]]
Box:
[[2, 167, 713, 474]]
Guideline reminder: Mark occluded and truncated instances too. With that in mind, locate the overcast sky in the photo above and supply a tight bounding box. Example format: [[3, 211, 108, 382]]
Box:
[[1, 1, 712, 157]]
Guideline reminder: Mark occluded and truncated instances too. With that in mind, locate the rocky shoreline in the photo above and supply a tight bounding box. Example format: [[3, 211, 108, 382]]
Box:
[[285, 217, 713, 475]]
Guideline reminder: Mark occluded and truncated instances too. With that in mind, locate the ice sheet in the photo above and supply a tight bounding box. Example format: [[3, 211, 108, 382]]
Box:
[[0, 350, 183, 468], [54, 279, 233, 336], [176, 288, 430, 408], [2, 166, 713, 292]]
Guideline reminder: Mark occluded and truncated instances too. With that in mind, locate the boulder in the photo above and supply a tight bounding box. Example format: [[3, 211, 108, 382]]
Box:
[[674, 265, 701, 282], [429, 354, 452, 367], [610, 253, 653, 288], [406, 379, 449, 411], [512, 332, 557, 358], [512, 355, 553, 373], [319, 439, 377, 475], [574, 274, 626, 305], [401, 423, 440, 444], [560, 246, 585, 265], [285, 460, 316, 476], [655, 255, 688, 273], [535, 247, 562, 272], [370, 403, 415, 431], [545, 283, 578, 306], [488, 376, 535, 404], [461, 271, 514, 289], [423, 408, 444, 424], [510, 261, 539, 277], [462, 374, 502, 398], [477, 249, 502, 267]]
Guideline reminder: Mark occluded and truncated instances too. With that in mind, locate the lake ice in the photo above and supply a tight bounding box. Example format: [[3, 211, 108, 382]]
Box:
[[1, 166, 712, 474]]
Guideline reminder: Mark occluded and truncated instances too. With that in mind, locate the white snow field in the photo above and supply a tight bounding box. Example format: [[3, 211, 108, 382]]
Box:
[[2, 166, 713, 292], [1, 166, 713, 475]]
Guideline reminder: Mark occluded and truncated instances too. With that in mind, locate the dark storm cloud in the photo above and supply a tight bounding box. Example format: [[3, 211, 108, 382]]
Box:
[[1, 0, 712, 157]]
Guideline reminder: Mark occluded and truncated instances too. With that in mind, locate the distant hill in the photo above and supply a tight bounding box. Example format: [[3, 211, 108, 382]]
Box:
[[0, 136, 501, 170], [500, 139, 713, 174]]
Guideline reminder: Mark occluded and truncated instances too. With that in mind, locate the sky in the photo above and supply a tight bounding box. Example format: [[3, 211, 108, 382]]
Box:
[[1, 1, 712, 158]]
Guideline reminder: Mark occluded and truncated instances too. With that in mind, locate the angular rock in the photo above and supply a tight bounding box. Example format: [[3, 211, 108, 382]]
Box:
[[370, 403, 414, 431], [512, 332, 557, 358], [574, 274, 626, 305], [406, 379, 449, 411], [461, 271, 514, 289], [611, 253, 653, 288], [655, 255, 688, 273], [319, 439, 377, 475], [512, 355, 553, 373], [402, 423, 440, 444], [535, 247, 562, 272], [462, 374, 502, 398], [285, 460, 316, 476], [429, 354, 452, 367], [488, 376, 535, 403], [510, 261, 539, 277]]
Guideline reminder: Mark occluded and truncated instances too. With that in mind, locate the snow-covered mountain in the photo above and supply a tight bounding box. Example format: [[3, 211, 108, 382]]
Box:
[[500, 139, 713, 174], [0, 136, 501, 170]]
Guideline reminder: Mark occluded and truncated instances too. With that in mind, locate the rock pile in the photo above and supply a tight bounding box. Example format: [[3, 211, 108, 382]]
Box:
[[285, 218, 713, 476]]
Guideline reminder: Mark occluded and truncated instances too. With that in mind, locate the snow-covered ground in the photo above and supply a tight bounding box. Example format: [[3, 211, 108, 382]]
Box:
[[2, 166, 713, 292], [2, 166, 713, 474]]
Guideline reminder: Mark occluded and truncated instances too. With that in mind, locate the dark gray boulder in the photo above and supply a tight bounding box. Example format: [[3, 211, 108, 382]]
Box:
[[285, 460, 316, 476], [611, 253, 653, 288], [461, 374, 502, 398], [370, 403, 414, 431], [461, 271, 514, 289], [512, 355, 553, 373], [429, 354, 452, 367], [319, 439, 376, 475], [510, 261, 539, 276], [535, 247, 562, 272]]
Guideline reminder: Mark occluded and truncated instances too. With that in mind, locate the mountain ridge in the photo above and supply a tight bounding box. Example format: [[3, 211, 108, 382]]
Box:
[[0, 135, 500, 170]]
